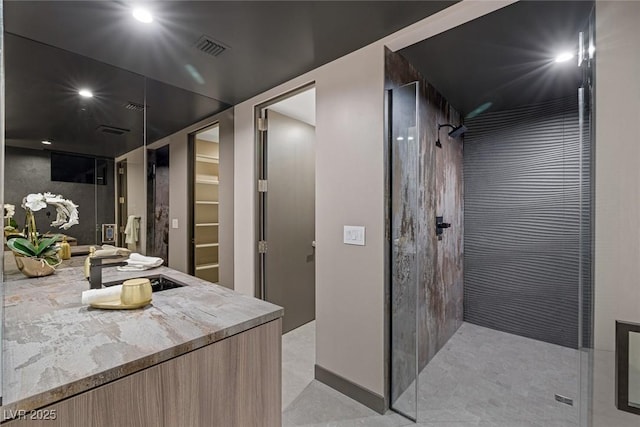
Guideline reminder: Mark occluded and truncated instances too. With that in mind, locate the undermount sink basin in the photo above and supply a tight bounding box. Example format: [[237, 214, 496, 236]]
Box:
[[103, 275, 186, 292]]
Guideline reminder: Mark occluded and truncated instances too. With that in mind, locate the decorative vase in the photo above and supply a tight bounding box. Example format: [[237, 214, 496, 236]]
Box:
[[13, 253, 60, 278], [59, 237, 72, 260]]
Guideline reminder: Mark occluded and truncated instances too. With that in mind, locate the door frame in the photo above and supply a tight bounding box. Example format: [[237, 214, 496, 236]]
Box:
[[116, 160, 128, 247], [253, 82, 316, 300]]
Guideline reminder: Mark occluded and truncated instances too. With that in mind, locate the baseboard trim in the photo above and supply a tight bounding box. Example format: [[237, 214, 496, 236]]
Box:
[[314, 364, 387, 414]]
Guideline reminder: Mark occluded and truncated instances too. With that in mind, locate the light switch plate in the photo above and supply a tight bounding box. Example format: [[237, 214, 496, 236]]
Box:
[[172, 219, 179, 229], [344, 225, 365, 246]]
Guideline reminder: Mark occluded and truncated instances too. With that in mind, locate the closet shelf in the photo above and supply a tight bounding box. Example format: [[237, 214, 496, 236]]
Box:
[[195, 174, 219, 184], [194, 134, 221, 280], [195, 243, 219, 248], [195, 263, 219, 271], [196, 155, 219, 164]]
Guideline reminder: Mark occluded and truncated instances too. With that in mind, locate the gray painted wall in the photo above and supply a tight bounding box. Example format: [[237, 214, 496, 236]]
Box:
[[464, 97, 585, 349], [4, 146, 115, 245]]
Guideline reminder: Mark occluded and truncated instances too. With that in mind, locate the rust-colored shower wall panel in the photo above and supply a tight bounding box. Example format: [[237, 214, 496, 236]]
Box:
[[385, 48, 463, 379], [432, 91, 464, 362]]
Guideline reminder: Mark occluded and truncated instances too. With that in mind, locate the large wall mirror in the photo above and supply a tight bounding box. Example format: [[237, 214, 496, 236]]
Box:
[[1, 1, 229, 406]]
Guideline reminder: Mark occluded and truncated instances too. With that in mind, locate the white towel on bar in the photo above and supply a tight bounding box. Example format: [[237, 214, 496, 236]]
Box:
[[116, 253, 163, 271], [124, 215, 139, 244], [81, 285, 122, 305]]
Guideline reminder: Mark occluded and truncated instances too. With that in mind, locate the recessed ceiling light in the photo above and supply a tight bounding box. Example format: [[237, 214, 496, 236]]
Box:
[[41, 140, 52, 145], [132, 7, 153, 23], [78, 89, 93, 98], [555, 52, 574, 63]]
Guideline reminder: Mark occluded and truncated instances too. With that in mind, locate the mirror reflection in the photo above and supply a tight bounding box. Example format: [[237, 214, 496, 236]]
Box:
[[3, 33, 226, 282], [3, 33, 145, 281]]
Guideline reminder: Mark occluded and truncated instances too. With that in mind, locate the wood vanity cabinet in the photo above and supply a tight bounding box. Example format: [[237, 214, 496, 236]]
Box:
[[4, 319, 282, 427]]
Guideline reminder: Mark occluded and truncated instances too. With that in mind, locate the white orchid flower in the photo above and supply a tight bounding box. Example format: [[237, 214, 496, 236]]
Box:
[[22, 193, 47, 212], [21, 192, 79, 230], [44, 195, 79, 229], [3, 204, 15, 218]]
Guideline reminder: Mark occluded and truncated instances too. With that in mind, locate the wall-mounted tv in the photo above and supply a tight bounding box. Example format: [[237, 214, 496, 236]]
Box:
[[51, 152, 108, 185]]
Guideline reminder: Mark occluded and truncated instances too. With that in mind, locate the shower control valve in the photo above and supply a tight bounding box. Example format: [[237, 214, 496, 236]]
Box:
[[436, 216, 451, 240]]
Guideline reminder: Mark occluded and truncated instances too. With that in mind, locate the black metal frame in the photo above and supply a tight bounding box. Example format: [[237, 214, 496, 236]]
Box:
[[615, 320, 640, 415]]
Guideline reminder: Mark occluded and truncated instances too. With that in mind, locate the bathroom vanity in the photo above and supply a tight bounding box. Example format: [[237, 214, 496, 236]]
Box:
[[1, 265, 283, 426]]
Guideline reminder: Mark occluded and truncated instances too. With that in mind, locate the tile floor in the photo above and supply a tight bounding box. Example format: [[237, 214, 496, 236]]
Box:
[[282, 321, 583, 426]]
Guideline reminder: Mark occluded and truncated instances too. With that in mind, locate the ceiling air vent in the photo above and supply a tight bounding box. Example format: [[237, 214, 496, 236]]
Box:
[[194, 35, 228, 57], [96, 125, 130, 136], [124, 101, 145, 112]]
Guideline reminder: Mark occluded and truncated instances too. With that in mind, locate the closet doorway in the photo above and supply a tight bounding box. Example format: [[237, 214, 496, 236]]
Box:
[[191, 124, 221, 283], [256, 85, 316, 334], [116, 160, 128, 247]]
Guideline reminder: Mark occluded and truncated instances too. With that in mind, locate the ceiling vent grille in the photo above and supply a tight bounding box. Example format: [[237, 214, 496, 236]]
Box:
[[124, 101, 145, 112], [194, 35, 228, 57], [96, 125, 130, 136]]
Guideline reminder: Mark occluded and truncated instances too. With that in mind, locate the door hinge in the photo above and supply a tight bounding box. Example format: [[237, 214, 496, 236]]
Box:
[[119, 197, 125, 204], [258, 179, 268, 192], [119, 226, 125, 233], [257, 117, 268, 132], [118, 168, 125, 175], [258, 240, 268, 254]]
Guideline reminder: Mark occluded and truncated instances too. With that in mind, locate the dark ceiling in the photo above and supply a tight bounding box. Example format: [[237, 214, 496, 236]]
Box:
[[4, 1, 456, 157], [5, 1, 456, 105], [399, 1, 594, 116], [5, 33, 228, 158], [3, 1, 598, 157]]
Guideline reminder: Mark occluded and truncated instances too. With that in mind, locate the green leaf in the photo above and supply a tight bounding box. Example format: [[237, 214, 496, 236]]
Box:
[[40, 247, 58, 258], [44, 255, 60, 266], [35, 236, 59, 256], [7, 238, 37, 257]]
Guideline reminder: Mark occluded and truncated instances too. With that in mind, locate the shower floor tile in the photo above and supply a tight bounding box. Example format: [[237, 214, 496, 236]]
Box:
[[282, 321, 581, 426]]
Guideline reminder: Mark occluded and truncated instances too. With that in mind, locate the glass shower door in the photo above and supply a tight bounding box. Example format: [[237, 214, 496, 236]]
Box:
[[578, 7, 595, 426], [389, 81, 419, 420]]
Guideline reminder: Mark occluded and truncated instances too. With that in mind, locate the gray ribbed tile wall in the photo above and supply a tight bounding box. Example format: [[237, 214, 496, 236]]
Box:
[[464, 97, 588, 349]]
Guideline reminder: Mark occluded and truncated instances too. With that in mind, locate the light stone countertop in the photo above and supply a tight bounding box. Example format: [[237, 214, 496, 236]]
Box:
[[1, 264, 283, 413]]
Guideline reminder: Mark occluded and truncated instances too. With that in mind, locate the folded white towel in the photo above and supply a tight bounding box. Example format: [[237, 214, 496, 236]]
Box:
[[128, 253, 163, 267], [94, 244, 131, 257], [116, 253, 163, 271], [117, 265, 152, 272], [81, 285, 122, 305]]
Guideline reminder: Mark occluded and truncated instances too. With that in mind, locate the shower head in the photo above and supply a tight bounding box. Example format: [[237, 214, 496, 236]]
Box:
[[436, 123, 467, 147], [448, 124, 467, 138]]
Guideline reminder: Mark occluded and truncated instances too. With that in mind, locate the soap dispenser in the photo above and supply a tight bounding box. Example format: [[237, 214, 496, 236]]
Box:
[[60, 236, 71, 260], [84, 246, 96, 280]]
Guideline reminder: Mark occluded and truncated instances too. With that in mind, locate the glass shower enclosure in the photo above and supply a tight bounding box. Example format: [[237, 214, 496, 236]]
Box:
[[389, 81, 420, 421]]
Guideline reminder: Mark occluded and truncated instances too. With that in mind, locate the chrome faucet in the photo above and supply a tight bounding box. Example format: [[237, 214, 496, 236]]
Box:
[[89, 255, 128, 289]]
